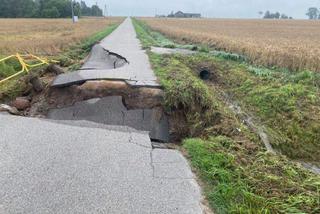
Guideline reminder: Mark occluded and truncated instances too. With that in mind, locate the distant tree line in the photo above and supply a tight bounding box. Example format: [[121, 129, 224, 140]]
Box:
[[0, 0, 103, 18], [259, 11, 292, 19], [306, 7, 320, 19]]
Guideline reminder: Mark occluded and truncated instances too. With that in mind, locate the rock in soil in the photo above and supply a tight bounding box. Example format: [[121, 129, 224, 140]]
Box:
[[0, 104, 20, 115], [46, 64, 65, 75], [11, 97, 31, 111], [29, 76, 44, 92]]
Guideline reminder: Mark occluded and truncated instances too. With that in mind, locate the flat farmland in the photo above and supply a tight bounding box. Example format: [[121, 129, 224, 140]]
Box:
[[139, 18, 320, 72], [0, 17, 123, 55]]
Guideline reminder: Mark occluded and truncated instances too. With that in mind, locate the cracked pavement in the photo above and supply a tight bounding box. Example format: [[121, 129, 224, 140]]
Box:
[[0, 17, 204, 213], [52, 18, 160, 88], [0, 114, 203, 213], [47, 96, 169, 142]]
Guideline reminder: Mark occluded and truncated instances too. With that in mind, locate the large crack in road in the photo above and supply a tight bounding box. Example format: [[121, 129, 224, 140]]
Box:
[[0, 18, 207, 213]]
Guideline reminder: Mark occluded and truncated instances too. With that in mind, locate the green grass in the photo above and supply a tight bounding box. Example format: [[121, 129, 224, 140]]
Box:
[[133, 18, 211, 52], [132, 18, 175, 49], [133, 18, 320, 214], [0, 23, 120, 102], [0, 61, 17, 79], [178, 53, 320, 162], [184, 137, 320, 214], [0, 59, 44, 101], [149, 53, 226, 136], [151, 52, 320, 214], [134, 16, 320, 162]]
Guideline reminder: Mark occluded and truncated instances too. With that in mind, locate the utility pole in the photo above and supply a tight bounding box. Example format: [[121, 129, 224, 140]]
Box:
[[71, 0, 75, 23], [105, 4, 108, 17]]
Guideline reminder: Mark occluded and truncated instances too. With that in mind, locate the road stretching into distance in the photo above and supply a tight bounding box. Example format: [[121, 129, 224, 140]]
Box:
[[0, 18, 204, 213]]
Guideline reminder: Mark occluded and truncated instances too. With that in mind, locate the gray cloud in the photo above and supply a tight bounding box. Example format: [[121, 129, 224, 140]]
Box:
[[85, 0, 319, 19]]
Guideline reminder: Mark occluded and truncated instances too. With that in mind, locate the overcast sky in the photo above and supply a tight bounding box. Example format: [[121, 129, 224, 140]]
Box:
[[85, 0, 320, 19]]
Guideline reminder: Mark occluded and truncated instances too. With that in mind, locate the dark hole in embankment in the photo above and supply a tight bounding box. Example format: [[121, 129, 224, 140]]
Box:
[[199, 69, 210, 80]]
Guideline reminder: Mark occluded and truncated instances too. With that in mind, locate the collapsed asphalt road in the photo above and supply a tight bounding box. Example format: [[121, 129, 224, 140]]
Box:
[[47, 17, 169, 143], [0, 18, 205, 213], [0, 113, 203, 213]]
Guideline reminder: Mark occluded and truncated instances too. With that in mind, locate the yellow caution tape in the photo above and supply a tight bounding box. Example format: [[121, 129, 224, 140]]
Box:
[[0, 54, 59, 84]]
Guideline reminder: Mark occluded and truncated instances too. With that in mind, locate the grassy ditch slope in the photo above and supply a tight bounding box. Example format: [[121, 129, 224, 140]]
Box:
[[133, 18, 320, 214], [133, 18, 320, 163], [0, 18, 123, 102]]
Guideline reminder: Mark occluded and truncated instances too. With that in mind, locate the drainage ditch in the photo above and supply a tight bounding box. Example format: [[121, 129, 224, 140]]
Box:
[[224, 92, 320, 174]]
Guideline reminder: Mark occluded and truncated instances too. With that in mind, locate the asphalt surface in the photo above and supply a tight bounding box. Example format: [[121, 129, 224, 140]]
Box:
[[0, 17, 204, 213], [81, 44, 128, 70], [47, 96, 169, 142], [52, 18, 160, 88], [0, 114, 203, 213]]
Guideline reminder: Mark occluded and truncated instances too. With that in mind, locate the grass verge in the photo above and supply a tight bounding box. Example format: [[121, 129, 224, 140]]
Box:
[[134, 17, 320, 163], [151, 51, 320, 214], [180, 54, 320, 163], [133, 17, 320, 214], [184, 137, 320, 214]]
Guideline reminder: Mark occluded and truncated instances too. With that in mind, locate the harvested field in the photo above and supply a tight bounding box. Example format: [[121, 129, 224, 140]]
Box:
[[139, 18, 320, 72], [0, 17, 124, 55]]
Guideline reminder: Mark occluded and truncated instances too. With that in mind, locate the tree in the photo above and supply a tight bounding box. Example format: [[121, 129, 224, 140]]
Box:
[[80, 1, 92, 16], [306, 7, 319, 19], [168, 11, 174, 18], [42, 7, 60, 18], [0, 0, 11, 17], [0, 0, 36, 18], [264, 11, 271, 19], [91, 5, 103, 16], [0, 0, 103, 18], [73, 1, 81, 17], [263, 11, 288, 19], [44, 0, 71, 18]]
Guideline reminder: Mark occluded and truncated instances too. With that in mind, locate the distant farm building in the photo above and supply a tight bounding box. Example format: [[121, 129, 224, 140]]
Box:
[[168, 11, 201, 18]]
